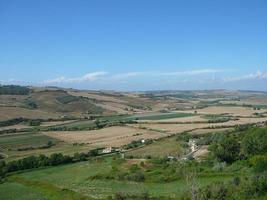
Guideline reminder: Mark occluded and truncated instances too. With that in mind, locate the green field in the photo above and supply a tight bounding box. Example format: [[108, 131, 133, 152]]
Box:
[[0, 132, 95, 161], [0, 156, 238, 200], [0, 132, 58, 151], [126, 136, 185, 158], [126, 112, 195, 120]]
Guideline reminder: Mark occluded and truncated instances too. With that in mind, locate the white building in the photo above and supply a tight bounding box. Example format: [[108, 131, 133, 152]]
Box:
[[102, 147, 112, 153]]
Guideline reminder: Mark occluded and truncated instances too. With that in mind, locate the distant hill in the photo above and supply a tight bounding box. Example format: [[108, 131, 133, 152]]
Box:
[[0, 85, 267, 121]]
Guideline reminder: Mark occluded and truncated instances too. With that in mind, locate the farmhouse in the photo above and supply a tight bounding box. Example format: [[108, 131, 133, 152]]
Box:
[[102, 147, 113, 153]]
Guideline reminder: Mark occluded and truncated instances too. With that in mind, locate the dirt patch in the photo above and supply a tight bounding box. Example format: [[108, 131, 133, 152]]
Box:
[[193, 146, 209, 160]]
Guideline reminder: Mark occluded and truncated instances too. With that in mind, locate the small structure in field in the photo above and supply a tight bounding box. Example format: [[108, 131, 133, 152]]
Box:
[[102, 147, 113, 154]]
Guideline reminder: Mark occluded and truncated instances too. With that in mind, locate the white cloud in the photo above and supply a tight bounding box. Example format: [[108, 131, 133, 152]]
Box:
[[157, 68, 224, 76], [0, 78, 16, 85], [223, 71, 267, 82], [111, 68, 224, 79], [41, 68, 225, 85], [111, 72, 147, 80], [42, 71, 108, 84]]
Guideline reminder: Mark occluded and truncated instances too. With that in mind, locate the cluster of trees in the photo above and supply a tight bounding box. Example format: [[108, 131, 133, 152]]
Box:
[[0, 149, 100, 178], [207, 117, 230, 123], [26, 100, 38, 109], [209, 127, 267, 172], [181, 173, 267, 200], [56, 95, 81, 104], [0, 153, 72, 177], [0, 118, 43, 127], [0, 85, 30, 95], [27, 119, 42, 126], [0, 118, 25, 127]]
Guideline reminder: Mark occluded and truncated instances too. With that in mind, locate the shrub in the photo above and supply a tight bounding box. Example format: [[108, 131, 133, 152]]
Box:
[[210, 135, 240, 163], [242, 128, 267, 156], [249, 155, 267, 173]]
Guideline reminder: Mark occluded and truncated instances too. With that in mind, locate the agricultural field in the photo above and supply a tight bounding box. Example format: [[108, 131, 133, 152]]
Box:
[[44, 126, 167, 148], [125, 136, 185, 158], [0, 131, 96, 161], [135, 117, 267, 134], [127, 112, 195, 120], [180, 105, 267, 117], [0, 87, 267, 200]]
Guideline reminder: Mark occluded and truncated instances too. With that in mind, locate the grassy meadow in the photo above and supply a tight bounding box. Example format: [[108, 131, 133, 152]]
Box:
[[0, 156, 241, 200]]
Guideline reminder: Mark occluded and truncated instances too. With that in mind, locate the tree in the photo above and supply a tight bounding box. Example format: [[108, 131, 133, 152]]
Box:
[[88, 149, 98, 157], [210, 136, 240, 163], [74, 152, 87, 161], [249, 155, 267, 173], [242, 128, 267, 156]]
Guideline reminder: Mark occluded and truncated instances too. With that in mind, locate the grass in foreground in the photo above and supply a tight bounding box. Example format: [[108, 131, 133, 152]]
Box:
[[0, 156, 244, 200]]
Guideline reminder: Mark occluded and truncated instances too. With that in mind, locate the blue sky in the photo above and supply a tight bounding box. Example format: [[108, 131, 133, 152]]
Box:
[[0, 0, 267, 91]]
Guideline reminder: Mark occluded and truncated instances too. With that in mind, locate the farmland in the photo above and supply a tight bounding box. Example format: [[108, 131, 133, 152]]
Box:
[[125, 136, 185, 158], [0, 87, 267, 199], [44, 126, 167, 148]]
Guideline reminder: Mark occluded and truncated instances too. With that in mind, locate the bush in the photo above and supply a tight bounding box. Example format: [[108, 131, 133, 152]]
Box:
[[200, 181, 228, 200], [242, 128, 267, 156], [28, 119, 42, 126], [128, 171, 145, 182], [212, 162, 226, 172], [249, 155, 267, 173], [209, 135, 240, 163]]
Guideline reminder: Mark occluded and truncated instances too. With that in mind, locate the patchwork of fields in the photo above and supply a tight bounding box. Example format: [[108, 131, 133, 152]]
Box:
[[0, 88, 267, 199], [44, 126, 167, 148]]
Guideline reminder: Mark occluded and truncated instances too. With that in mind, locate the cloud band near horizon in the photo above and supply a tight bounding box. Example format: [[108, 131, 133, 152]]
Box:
[[41, 68, 225, 84]]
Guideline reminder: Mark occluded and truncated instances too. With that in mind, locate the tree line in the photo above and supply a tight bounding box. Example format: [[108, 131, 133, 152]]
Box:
[[0, 85, 30, 95], [209, 127, 267, 172], [0, 149, 99, 178]]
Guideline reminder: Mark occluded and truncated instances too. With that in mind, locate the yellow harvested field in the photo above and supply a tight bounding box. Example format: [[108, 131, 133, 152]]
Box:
[[95, 102, 128, 114], [0, 124, 30, 131], [180, 106, 266, 116], [137, 117, 267, 134], [44, 126, 167, 148], [68, 91, 127, 103], [40, 120, 77, 127], [0, 107, 59, 120]]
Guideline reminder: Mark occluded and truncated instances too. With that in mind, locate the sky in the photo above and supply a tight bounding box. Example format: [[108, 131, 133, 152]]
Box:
[[0, 0, 267, 91]]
